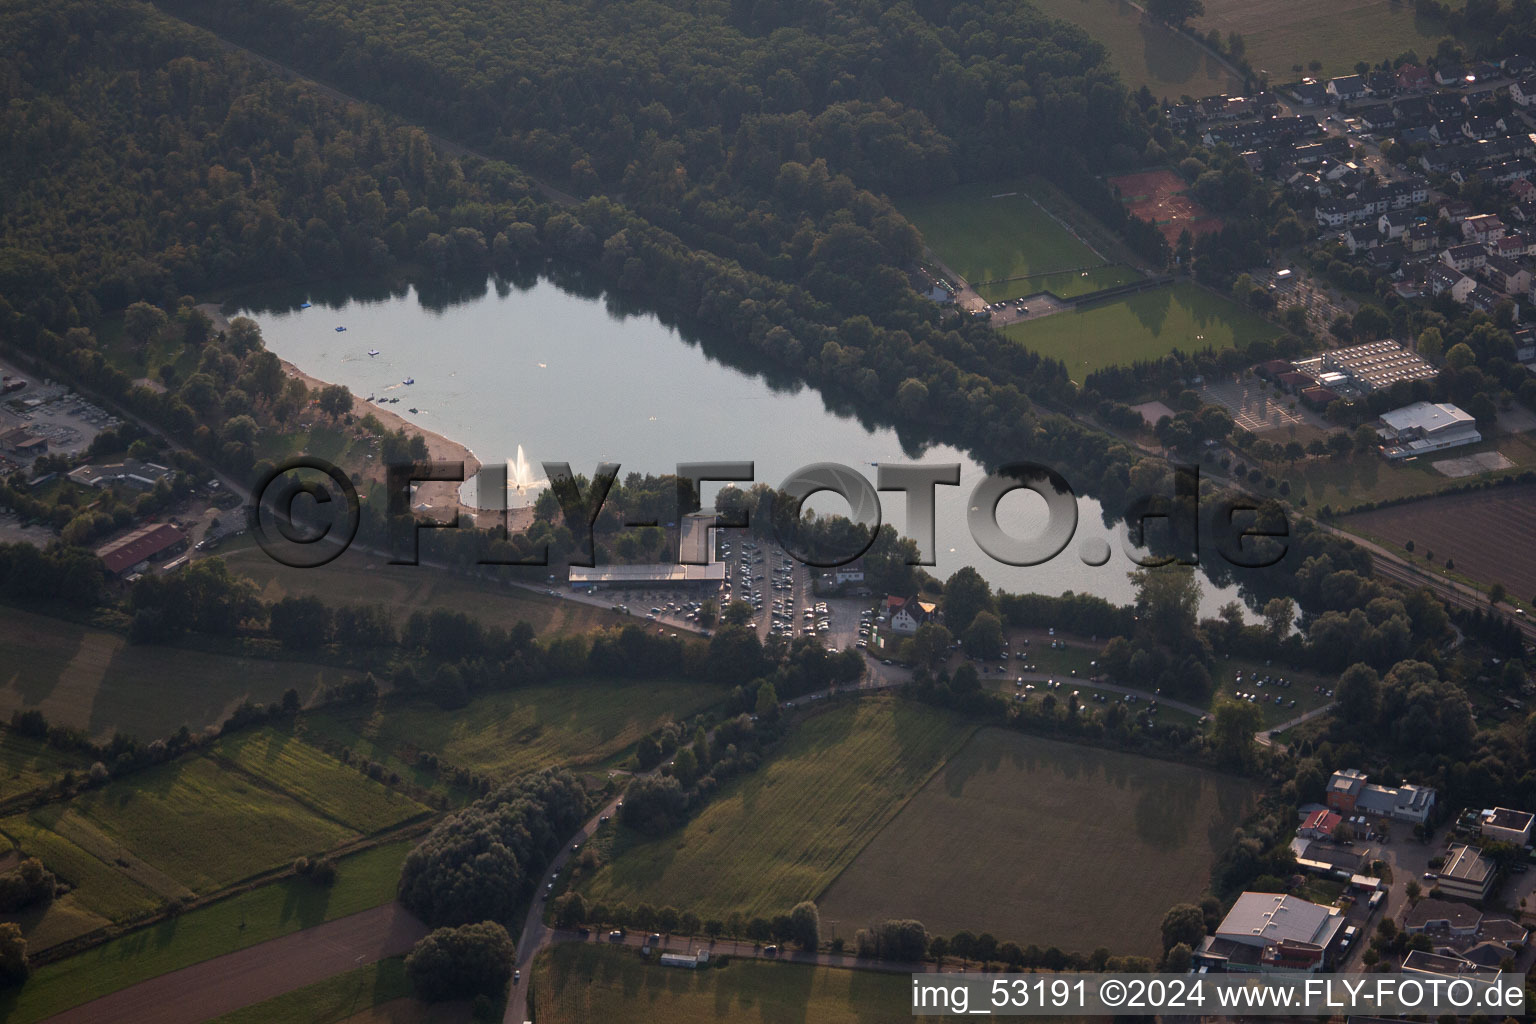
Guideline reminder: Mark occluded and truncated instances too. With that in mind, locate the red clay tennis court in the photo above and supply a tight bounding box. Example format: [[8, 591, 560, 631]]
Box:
[[1108, 169, 1223, 243]]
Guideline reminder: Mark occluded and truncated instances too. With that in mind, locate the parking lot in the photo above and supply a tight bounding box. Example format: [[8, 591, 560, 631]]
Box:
[[0, 359, 120, 460], [1200, 376, 1327, 435]]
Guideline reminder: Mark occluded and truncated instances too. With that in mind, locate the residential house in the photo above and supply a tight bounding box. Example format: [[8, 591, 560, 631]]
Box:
[[888, 595, 936, 634], [1430, 118, 1465, 144], [1510, 177, 1536, 202], [1353, 103, 1395, 131], [1407, 223, 1438, 253], [1462, 213, 1507, 243], [1298, 808, 1342, 840], [1463, 114, 1507, 139], [1481, 254, 1531, 295], [1439, 199, 1475, 223], [1436, 64, 1470, 87], [1503, 55, 1535, 76], [1427, 263, 1475, 300], [1443, 243, 1488, 272], [1515, 326, 1536, 363], [1469, 61, 1502, 83], [1495, 231, 1533, 257], [1367, 70, 1400, 97], [1467, 282, 1515, 316], [1513, 76, 1536, 107], [1327, 75, 1370, 102], [1345, 225, 1380, 252], [1325, 768, 1437, 823], [1397, 64, 1434, 92], [1286, 79, 1328, 106], [1379, 210, 1415, 239]]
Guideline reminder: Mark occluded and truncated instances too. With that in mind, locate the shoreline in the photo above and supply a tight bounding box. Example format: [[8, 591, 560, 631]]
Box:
[[199, 303, 483, 521]]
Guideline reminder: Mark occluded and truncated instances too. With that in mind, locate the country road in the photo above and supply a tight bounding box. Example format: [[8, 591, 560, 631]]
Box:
[[39, 902, 426, 1024]]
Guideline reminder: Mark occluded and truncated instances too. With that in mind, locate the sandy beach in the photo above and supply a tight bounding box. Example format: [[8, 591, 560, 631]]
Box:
[[199, 303, 482, 521]]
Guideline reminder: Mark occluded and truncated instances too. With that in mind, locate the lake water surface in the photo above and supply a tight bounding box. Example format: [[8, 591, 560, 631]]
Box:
[[244, 274, 1247, 613]]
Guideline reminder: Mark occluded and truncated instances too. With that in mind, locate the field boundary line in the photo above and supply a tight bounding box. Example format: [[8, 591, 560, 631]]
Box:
[[810, 721, 980, 905], [205, 750, 432, 838]]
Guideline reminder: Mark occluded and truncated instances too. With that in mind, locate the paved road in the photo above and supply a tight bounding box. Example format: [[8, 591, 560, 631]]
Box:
[[1256, 702, 1335, 748], [40, 903, 427, 1024]]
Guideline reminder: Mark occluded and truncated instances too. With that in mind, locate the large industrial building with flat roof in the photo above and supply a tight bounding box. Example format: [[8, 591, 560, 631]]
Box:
[[1435, 843, 1496, 901], [568, 510, 726, 590], [1195, 892, 1344, 973], [1374, 401, 1481, 459]]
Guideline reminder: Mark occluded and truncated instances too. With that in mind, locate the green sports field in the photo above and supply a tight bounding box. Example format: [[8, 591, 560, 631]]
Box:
[[534, 943, 945, 1024], [902, 183, 1108, 286], [1027, 0, 1241, 99], [818, 728, 1256, 955], [1002, 283, 1278, 379], [580, 698, 975, 921], [975, 265, 1143, 303]]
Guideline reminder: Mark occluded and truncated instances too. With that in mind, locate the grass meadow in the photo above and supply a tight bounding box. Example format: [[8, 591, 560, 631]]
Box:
[[975, 265, 1143, 303], [533, 944, 944, 1024], [1027, 0, 1241, 98], [817, 728, 1257, 955], [0, 841, 411, 1024], [305, 676, 723, 779], [580, 698, 975, 922], [1193, 0, 1470, 79], [1002, 283, 1278, 379], [222, 543, 632, 637], [0, 607, 358, 740], [0, 731, 85, 799]]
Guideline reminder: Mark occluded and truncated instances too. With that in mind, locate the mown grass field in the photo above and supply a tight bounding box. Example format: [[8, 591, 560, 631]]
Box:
[[534, 943, 944, 1024], [0, 841, 411, 1024], [205, 957, 427, 1024], [223, 543, 632, 637], [211, 727, 431, 833], [1193, 0, 1468, 79], [1028, 0, 1241, 98], [0, 730, 84, 799], [581, 698, 975, 921], [975, 265, 1143, 303], [0, 606, 358, 740], [1002, 283, 1278, 379], [306, 677, 723, 778], [901, 182, 1109, 286], [818, 728, 1256, 955]]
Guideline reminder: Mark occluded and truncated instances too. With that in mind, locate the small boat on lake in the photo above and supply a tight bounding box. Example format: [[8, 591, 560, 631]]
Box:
[[402, 377, 414, 385], [335, 326, 346, 332], [368, 349, 380, 356]]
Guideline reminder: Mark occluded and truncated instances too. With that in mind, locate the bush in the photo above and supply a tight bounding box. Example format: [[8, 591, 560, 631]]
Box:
[[406, 921, 515, 1002]]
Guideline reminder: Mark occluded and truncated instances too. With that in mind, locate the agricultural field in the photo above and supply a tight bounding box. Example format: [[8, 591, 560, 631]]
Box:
[[304, 676, 724, 779], [0, 607, 359, 740], [534, 943, 943, 1024], [580, 698, 975, 922], [1340, 483, 1536, 603], [0, 730, 85, 799], [900, 182, 1115, 286], [210, 727, 431, 833], [1002, 283, 1278, 379], [205, 958, 441, 1024], [224, 544, 632, 637], [1028, 0, 1241, 98], [1192, 0, 1469, 80], [0, 841, 411, 1024], [818, 728, 1256, 955], [0, 727, 418, 956]]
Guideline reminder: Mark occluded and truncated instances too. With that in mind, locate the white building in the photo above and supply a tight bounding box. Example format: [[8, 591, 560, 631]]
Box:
[[1375, 402, 1481, 460], [1479, 807, 1535, 846]]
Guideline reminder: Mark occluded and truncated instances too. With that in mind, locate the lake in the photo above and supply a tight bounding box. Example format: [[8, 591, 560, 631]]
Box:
[[242, 272, 1246, 613]]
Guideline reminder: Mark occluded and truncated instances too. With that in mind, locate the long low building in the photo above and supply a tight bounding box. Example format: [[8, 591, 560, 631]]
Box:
[[94, 523, 188, 577], [1196, 892, 1345, 973], [1374, 401, 1481, 460], [1326, 768, 1437, 824]]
